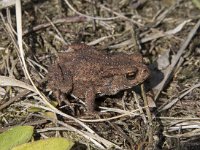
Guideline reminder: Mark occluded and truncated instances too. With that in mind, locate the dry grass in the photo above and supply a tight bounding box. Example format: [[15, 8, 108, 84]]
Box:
[[0, 0, 200, 149]]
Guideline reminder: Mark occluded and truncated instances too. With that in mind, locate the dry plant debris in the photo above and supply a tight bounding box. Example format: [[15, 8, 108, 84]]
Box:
[[0, 0, 200, 149]]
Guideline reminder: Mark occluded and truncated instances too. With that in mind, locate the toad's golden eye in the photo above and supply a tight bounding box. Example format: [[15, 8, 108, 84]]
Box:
[[126, 72, 136, 80]]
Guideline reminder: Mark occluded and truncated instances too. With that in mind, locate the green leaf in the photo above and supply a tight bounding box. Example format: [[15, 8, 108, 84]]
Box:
[[192, 0, 200, 9], [12, 138, 74, 150], [0, 126, 34, 150]]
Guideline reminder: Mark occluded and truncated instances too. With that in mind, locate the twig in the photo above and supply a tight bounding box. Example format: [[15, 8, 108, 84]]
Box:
[[158, 82, 200, 112], [159, 117, 200, 120], [154, 20, 200, 100], [37, 8, 67, 44], [141, 84, 153, 145], [0, 90, 29, 111], [32, 113, 121, 149], [64, 0, 118, 20], [0, 0, 15, 9], [134, 92, 147, 124], [99, 4, 143, 27], [79, 106, 148, 122], [23, 16, 87, 36], [164, 128, 200, 138], [150, 0, 180, 28]]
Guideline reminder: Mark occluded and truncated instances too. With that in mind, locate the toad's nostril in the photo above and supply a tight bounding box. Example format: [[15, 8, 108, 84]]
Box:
[[141, 69, 149, 78], [145, 69, 150, 77]]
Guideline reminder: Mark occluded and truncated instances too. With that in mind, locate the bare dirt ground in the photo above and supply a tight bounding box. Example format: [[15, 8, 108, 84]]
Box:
[[0, 0, 200, 149]]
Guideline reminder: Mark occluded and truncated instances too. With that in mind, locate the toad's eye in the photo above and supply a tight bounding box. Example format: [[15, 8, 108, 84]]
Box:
[[126, 72, 136, 80]]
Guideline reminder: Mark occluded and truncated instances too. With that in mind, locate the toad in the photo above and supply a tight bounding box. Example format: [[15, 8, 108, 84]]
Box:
[[47, 43, 150, 113]]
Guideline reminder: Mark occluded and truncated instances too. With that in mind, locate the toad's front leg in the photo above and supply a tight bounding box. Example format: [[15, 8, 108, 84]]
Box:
[[85, 87, 97, 113]]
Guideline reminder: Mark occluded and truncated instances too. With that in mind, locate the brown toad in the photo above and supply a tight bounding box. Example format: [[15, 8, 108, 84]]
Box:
[[47, 43, 150, 112]]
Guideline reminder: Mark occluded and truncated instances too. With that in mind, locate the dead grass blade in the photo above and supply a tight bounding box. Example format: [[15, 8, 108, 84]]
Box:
[[0, 0, 15, 9], [154, 20, 200, 100], [64, 0, 118, 20], [0, 76, 36, 92], [0, 89, 29, 111], [79, 106, 148, 122], [158, 82, 200, 112], [25, 104, 121, 149]]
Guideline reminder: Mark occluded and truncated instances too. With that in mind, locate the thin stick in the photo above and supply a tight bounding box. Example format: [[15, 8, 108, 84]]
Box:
[[23, 16, 87, 36], [79, 106, 148, 122], [99, 4, 143, 27], [158, 82, 200, 112], [0, 90, 29, 111], [154, 20, 200, 100], [141, 84, 153, 145], [0, 0, 15, 9], [64, 0, 118, 20]]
